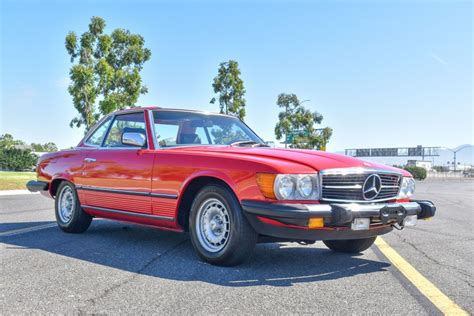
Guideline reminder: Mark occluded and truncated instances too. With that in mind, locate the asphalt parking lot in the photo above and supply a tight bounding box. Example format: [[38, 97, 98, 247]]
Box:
[[1, 178, 472, 314]]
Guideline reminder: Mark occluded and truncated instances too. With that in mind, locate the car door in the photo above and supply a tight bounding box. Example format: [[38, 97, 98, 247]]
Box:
[[80, 111, 155, 214]]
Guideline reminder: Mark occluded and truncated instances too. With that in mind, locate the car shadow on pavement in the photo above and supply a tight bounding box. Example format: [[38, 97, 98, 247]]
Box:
[[1, 219, 390, 287], [0, 220, 54, 232]]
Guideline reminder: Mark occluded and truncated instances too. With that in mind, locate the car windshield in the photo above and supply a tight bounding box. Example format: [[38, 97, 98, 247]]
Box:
[[152, 110, 265, 147]]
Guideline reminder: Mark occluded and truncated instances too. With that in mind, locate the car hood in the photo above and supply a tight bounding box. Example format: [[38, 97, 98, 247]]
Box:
[[167, 146, 409, 175]]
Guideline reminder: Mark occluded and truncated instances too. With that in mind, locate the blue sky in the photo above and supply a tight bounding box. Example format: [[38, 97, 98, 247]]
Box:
[[1, 0, 472, 152]]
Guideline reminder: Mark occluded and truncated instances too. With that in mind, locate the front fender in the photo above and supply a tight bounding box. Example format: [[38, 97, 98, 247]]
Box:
[[179, 170, 239, 197]]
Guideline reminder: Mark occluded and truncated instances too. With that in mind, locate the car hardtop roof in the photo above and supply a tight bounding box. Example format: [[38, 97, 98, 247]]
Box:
[[112, 106, 236, 118]]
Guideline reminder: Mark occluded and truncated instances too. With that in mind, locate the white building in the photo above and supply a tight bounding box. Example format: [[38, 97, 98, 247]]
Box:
[[407, 160, 432, 171]]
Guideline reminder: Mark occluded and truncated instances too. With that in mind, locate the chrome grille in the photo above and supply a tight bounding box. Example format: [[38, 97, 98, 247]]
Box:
[[321, 170, 401, 202]]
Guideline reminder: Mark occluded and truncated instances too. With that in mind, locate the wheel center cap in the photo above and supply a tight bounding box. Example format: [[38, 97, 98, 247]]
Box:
[[209, 217, 222, 234], [210, 220, 217, 231]]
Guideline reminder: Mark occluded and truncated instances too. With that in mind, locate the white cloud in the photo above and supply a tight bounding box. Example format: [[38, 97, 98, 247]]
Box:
[[430, 53, 448, 66]]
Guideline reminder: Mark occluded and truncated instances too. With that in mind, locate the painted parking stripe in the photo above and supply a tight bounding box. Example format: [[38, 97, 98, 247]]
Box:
[[0, 223, 57, 237], [375, 237, 468, 316]]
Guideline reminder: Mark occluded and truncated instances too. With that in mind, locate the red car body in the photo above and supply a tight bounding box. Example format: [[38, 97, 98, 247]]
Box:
[[27, 107, 435, 264]]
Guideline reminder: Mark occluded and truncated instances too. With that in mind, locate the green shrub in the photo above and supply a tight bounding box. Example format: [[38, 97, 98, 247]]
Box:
[[404, 166, 427, 180], [0, 148, 38, 171]]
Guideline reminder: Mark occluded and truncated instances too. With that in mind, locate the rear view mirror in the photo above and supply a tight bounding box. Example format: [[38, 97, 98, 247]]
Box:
[[122, 132, 146, 147]]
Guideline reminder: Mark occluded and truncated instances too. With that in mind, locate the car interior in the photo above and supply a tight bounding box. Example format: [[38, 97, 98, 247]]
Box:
[[176, 121, 202, 145]]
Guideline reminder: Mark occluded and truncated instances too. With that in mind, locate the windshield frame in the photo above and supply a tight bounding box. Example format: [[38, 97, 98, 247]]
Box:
[[151, 109, 266, 149]]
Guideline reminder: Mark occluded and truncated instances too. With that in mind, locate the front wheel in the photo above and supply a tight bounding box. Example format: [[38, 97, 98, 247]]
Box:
[[323, 237, 376, 253], [55, 181, 92, 233], [189, 184, 257, 266]]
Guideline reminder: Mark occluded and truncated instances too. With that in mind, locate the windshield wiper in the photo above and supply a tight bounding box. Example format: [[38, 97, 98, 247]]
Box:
[[229, 140, 269, 147]]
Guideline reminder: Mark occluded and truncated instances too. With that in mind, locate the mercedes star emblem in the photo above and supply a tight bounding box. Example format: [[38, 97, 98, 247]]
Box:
[[362, 174, 382, 200]]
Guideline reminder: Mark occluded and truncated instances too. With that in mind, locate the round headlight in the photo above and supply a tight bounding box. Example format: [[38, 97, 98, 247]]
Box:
[[297, 175, 314, 198], [275, 175, 295, 199], [400, 178, 409, 196], [399, 177, 415, 198]]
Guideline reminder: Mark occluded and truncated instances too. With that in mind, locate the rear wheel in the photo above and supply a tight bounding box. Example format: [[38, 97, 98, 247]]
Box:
[[323, 237, 376, 253], [55, 181, 92, 233], [189, 184, 257, 266]]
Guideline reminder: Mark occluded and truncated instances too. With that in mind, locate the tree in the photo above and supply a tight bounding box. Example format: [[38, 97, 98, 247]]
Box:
[[0, 148, 37, 171], [210, 60, 246, 120], [210, 128, 248, 145], [65, 16, 151, 131], [274, 93, 332, 150], [43, 142, 59, 152], [0, 133, 25, 149], [30, 142, 58, 152], [404, 166, 427, 180]]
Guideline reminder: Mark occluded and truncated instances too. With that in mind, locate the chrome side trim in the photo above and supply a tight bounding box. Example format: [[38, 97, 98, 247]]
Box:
[[76, 185, 178, 199], [81, 205, 175, 221], [77, 185, 148, 196], [150, 193, 179, 199], [320, 167, 404, 176]]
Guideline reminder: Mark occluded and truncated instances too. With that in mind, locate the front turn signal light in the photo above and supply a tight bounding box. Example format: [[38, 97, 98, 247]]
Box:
[[308, 217, 324, 228], [256, 173, 277, 199]]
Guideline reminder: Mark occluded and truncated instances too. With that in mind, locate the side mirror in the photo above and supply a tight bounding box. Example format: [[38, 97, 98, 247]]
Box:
[[122, 132, 146, 147]]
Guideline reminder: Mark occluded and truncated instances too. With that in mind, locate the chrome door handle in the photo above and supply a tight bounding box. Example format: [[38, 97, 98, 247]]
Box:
[[84, 158, 96, 163]]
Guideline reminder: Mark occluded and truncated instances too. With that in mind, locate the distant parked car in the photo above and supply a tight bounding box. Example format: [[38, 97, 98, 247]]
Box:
[[463, 170, 474, 177], [27, 107, 436, 266]]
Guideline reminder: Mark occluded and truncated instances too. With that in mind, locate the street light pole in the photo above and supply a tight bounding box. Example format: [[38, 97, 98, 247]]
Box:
[[443, 145, 472, 172], [454, 151, 457, 171]]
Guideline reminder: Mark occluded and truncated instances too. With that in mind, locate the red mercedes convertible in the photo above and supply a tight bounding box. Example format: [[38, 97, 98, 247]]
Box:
[[27, 107, 436, 266]]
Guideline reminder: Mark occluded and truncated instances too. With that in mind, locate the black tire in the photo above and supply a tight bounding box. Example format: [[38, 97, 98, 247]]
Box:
[[55, 181, 92, 233], [323, 237, 376, 253], [189, 184, 258, 266]]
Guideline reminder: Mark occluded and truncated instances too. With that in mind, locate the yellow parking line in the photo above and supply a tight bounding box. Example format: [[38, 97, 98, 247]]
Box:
[[375, 237, 468, 316], [0, 223, 57, 237]]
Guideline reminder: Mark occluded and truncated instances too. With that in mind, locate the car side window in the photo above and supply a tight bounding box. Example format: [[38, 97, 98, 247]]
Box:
[[155, 124, 179, 147], [85, 117, 112, 146], [103, 112, 147, 148]]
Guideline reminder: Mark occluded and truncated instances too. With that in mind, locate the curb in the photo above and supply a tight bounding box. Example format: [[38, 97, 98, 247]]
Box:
[[0, 190, 39, 196]]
